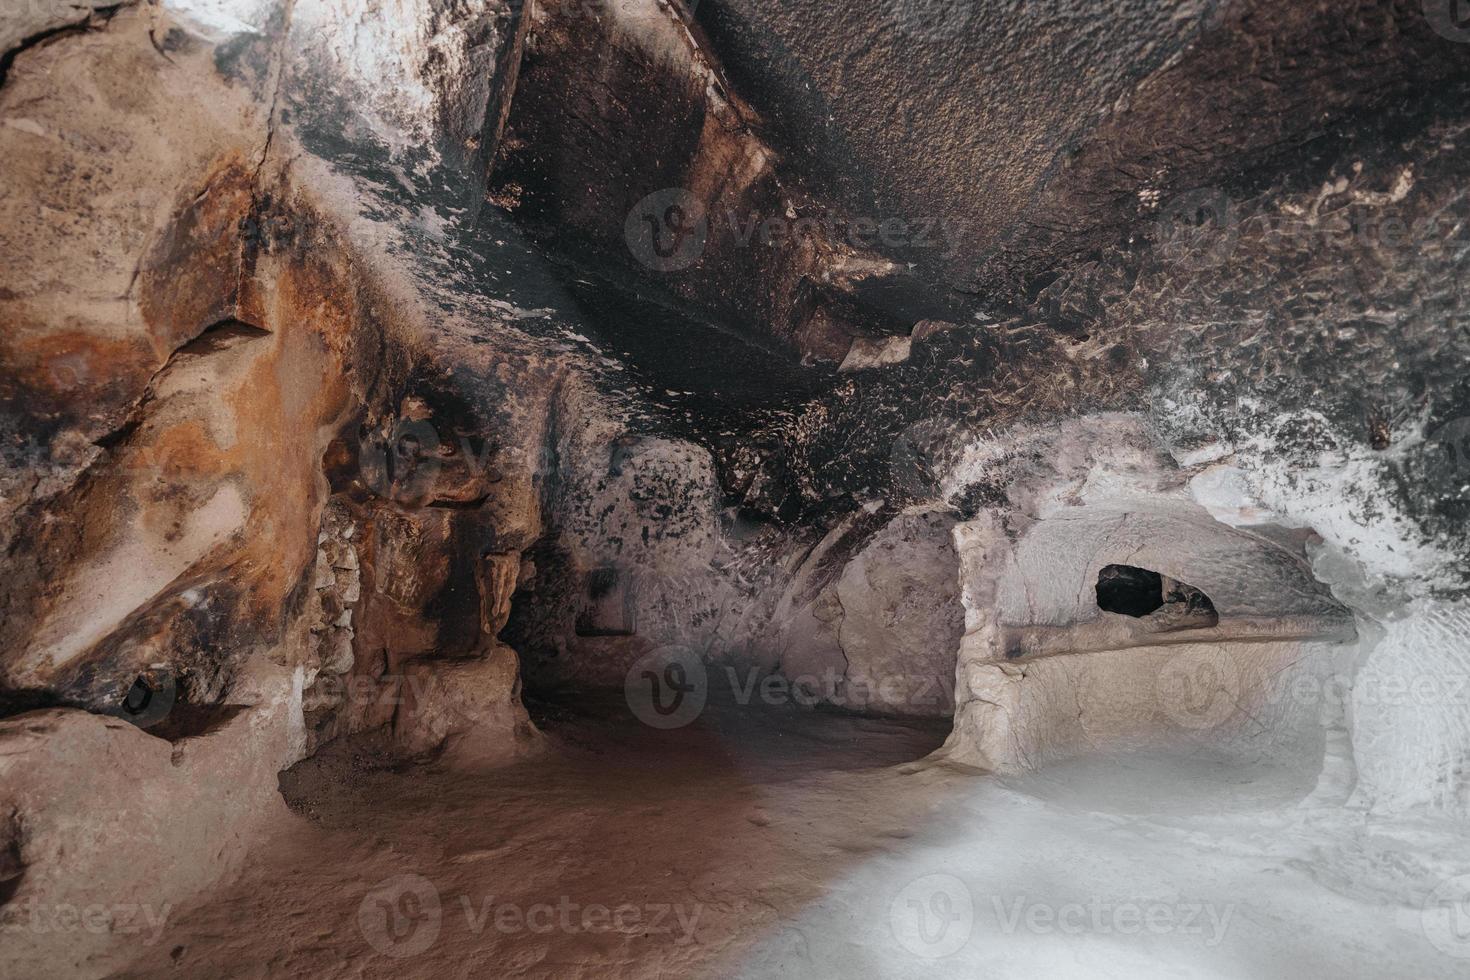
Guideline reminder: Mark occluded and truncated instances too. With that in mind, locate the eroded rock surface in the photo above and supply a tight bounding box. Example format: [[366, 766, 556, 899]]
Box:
[[2, 0, 1470, 976]]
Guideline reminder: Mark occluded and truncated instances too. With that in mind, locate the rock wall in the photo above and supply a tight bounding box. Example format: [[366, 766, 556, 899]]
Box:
[[0, 5, 560, 973], [0, 660, 301, 979], [769, 506, 964, 717], [505, 377, 737, 690], [503, 377, 969, 718], [2, 4, 1469, 977], [491, 0, 958, 363], [928, 417, 1355, 769]]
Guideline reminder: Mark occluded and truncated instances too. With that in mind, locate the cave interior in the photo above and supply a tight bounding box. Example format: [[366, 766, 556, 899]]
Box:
[[1, 0, 1469, 977]]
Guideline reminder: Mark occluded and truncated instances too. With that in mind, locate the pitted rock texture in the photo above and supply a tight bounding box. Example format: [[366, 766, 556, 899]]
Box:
[[934, 423, 1360, 772], [0, 659, 302, 980], [775, 507, 964, 717], [695, 0, 1470, 301], [492, 0, 962, 362], [4, 1, 1470, 975], [728, 88, 1470, 608]]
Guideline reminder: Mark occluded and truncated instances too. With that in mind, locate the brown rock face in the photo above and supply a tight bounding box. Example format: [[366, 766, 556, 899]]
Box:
[[0, 4, 574, 967]]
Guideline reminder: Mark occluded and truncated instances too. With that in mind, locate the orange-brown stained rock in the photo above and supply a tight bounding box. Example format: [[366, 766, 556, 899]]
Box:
[[1, 170, 369, 703], [0, 327, 156, 434], [135, 155, 256, 360]]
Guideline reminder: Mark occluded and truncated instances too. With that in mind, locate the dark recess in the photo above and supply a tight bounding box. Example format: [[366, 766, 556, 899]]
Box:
[[1097, 564, 1167, 618]]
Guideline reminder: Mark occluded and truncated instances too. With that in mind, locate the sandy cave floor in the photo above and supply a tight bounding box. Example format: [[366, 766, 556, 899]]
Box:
[[111, 697, 1470, 979]]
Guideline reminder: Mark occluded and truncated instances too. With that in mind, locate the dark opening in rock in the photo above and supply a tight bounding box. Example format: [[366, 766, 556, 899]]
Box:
[[117, 672, 176, 730], [0, 818, 22, 910], [574, 567, 636, 636], [173, 318, 271, 357], [122, 676, 155, 715], [1096, 564, 1219, 631], [1096, 564, 1167, 617]]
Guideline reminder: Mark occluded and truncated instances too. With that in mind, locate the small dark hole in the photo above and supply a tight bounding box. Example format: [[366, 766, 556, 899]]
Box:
[[585, 567, 619, 600], [1096, 564, 1165, 618], [123, 676, 154, 716], [576, 567, 635, 637], [0, 832, 22, 910], [173, 318, 270, 357], [1096, 564, 1219, 631], [117, 671, 178, 730]]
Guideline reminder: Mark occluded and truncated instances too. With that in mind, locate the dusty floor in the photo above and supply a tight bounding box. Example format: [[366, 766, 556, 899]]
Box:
[[112, 697, 1470, 979]]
